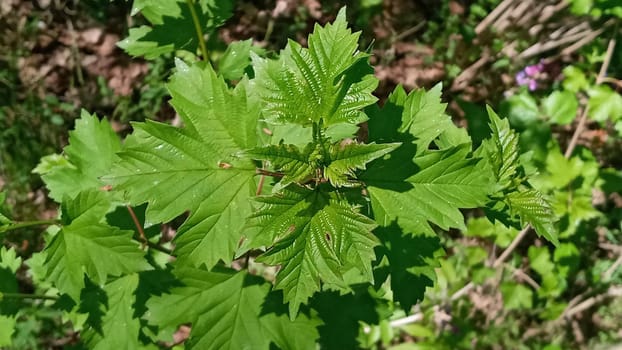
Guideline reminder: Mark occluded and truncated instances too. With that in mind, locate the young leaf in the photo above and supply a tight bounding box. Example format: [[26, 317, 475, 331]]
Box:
[[325, 142, 400, 187], [241, 143, 321, 186], [248, 185, 379, 316], [507, 189, 557, 245], [81, 274, 146, 350], [146, 266, 319, 349], [34, 110, 121, 202], [480, 107, 558, 244], [251, 7, 378, 126], [481, 106, 520, 189], [44, 190, 151, 300], [119, 0, 233, 59], [363, 145, 492, 235], [107, 61, 259, 268]]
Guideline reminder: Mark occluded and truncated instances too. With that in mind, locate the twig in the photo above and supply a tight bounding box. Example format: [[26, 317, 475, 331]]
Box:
[[509, 264, 540, 290], [564, 36, 616, 158], [475, 0, 516, 35], [603, 254, 622, 281], [561, 286, 622, 320], [493, 225, 531, 268]]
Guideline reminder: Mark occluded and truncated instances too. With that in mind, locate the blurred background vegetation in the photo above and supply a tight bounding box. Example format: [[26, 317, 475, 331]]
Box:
[[1, 0, 621, 348]]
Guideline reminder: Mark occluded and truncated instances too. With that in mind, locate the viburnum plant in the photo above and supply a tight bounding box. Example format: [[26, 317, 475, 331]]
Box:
[[0, 5, 557, 349]]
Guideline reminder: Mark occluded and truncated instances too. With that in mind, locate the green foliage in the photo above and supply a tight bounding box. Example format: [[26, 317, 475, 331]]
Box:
[[3, 5, 561, 349], [251, 8, 378, 127], [119, 0, 234, 59]]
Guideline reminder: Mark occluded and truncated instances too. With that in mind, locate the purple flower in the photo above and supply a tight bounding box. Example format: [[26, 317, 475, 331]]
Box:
[[516, 61, 544, 91]]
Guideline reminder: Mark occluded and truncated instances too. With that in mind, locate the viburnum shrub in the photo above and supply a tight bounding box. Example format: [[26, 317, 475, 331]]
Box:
[[0, 6, 557, 349]]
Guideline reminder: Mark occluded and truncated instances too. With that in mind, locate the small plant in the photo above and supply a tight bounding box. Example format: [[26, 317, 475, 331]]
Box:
[[0, 5, 557, 349]]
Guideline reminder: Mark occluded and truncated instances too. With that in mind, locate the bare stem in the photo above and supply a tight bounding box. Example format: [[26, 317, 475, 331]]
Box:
[[2, 292, 59, 301], [2, 219, 60, 233], [185, 0, 209, 60]]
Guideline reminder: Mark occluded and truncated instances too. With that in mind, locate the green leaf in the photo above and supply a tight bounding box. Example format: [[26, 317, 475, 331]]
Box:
[[368, 84, 453, 154], [0, 315, 15, 347], [562, 66, 589, 93], [107, 61, 259, 268], [119, 0, 233, 59], [241, 143, 320, 186], [0, 247, 22, 273], [311, 287, 382, 350], [44, 190, 151, 300], [542, 90, 578, 125], [34, 110, 121, 202], [325, 142, 400, 187], [507, 189, 558, 245], [145, 266, 319, 349], [480, 106, 520, 188], [0, 191, 11, 225], [500, 91, 539, 129], [248, 185, 379, 316], [251, 7, 378, 126], [0, 247, 19, 315], [363, 145, 492, 235], [587, 85, 622, 122], [373, 224, 443, 311], [500, 283, 533, 310], [81, 274, 146, 350], [219, 39, 264, 81]]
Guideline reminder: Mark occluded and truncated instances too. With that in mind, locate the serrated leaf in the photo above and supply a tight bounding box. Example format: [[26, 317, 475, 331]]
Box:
[[146, 266, 319, 349], [367, 84, 453, 154], [107, 62, 259, 268], [241, 143, 320, 186], [0, 247, 19, 315], [0, 315, 15, 347], [363, 145, 492, 235], [219, 39, 265, 81], [248, 185, 379, 316], [481, 106, 520, 188], [587, 85, 622, 123], [500, 283, 533, 310], [34, 110, 121, 202], [373, 223, 443, 311], [507, 189, 558, 245], [44, 190, 151, 300], [0, 247, 21, 274], [325, 142, 400, 187], [543, 90, 578, 125], [310, 287, 381, 350], [81, 274, 147, 350], [251, 8, 378, 126], [119, 0, 233, 59]]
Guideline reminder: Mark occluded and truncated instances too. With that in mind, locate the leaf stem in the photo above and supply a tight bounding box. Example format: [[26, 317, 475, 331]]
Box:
[[125, 206, 174, 256], [2, 292, 59, 301], [126, 206, 147, 245], [185, 0, 209, 61], [2, 219, 60, 233]]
